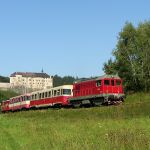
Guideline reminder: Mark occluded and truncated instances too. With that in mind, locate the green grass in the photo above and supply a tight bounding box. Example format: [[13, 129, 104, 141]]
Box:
[[0, 93, 150, 150], [125, 92, 150, 104]]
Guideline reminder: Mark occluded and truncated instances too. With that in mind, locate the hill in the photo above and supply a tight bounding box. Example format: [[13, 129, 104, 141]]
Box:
[[0, 93, 150, 150]]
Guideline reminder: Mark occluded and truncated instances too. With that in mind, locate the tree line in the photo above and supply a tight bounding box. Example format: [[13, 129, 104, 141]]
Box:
[[53, 75, 77, 87], [0, 76, 9, 83], [103, 21, 150, 92]]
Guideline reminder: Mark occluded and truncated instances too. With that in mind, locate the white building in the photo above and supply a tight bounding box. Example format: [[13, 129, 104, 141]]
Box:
[[10, 72, 53, 92]]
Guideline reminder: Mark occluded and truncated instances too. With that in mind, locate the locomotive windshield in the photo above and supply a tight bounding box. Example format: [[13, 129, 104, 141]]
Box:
[[116, 80, 121, 86], [63, 89, 71, 95], [104, 80, 110, 85]]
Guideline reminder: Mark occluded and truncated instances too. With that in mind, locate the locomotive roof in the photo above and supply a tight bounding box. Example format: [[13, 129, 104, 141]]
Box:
[[96, 74, 121, 80], [74, 74, 121, 83]]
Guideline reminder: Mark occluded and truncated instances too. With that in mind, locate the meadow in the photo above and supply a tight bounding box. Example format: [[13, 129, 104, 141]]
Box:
[[0, 93, 150, 150]]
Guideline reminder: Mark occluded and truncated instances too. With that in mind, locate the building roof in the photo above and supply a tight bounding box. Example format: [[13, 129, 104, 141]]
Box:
[[10, 72, 50, 78]]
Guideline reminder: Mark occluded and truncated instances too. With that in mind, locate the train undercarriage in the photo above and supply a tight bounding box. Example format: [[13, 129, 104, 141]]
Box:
[[69, 94, 125, 108]]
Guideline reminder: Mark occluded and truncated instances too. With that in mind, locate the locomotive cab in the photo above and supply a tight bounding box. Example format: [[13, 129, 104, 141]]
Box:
[[102, 78, 123, 93], [99, 77, 124, 103]]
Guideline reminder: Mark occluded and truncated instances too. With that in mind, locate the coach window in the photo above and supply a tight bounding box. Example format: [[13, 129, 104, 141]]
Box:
[[39, 93, 42, 99], [48, 91, 51, 97], [32, 95, 34, 100], [35, 94, 37, 100], [57, 89, 60, 96], [24, 97, 27, 101], [42, 93, 45, 98], [104, 80, 110, 86], [96, 80, 101, 87], [63, 89, 71, 95], [54, 90, 57, 96], [27, 96, 30, 101], [45, 92, 47, 98]]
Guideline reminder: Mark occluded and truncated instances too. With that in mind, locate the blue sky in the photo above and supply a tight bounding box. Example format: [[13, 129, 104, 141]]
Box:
[[0, 0, 149, 77]]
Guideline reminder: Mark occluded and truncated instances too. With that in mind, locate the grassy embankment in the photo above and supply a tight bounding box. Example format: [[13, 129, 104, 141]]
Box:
[[0, 92, 150, 150]]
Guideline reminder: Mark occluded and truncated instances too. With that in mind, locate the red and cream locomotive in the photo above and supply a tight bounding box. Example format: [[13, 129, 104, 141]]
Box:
[[69, 74, 125, 107], [1, 75, 125, 112]]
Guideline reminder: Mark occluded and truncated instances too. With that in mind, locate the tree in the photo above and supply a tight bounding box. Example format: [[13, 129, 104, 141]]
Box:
[[103, 21, 150, 92], [53, 75, 76, 87]]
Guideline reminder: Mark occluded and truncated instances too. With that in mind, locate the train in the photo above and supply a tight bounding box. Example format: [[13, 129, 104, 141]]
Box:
[[1, 74, 125, 112]]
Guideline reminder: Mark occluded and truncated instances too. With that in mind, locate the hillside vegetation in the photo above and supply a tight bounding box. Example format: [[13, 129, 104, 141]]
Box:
[[0, 93, 150, 150], [0, 90, 19, 103]]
